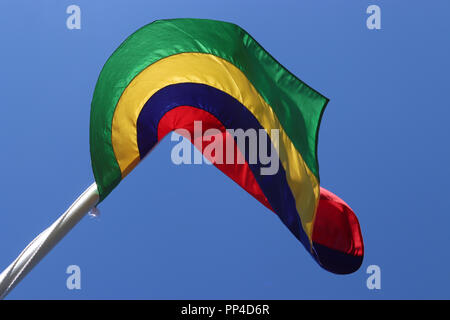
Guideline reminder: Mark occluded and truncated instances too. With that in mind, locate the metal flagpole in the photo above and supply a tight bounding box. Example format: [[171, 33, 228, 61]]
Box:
[[0, 182, 99, 299]]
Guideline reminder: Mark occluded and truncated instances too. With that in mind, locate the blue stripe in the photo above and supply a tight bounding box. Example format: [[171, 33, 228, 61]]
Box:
[[136, 83, 310, 252]]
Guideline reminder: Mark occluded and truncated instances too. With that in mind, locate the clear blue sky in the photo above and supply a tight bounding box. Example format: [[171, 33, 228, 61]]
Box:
[[0, 0, 449, 299]]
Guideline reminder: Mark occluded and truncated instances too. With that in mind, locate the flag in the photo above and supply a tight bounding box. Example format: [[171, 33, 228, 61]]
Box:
[[89, 18, 363, 273]]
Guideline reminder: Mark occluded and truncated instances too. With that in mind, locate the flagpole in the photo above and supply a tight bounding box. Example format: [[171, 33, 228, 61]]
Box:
[[0, 182, 99, 299]]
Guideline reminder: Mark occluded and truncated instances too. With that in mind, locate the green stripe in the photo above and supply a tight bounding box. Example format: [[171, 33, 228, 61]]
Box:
[[90, 18, 328, 200]]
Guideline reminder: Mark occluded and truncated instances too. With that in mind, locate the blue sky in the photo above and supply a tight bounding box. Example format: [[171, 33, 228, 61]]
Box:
[[0, 0, 449, 299]]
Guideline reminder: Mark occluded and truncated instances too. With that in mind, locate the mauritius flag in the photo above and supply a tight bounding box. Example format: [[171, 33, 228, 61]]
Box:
[[90, 18, 364, 274]]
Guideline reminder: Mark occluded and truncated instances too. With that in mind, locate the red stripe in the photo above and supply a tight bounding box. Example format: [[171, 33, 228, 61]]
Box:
[[157, 105, 363, 261], [157, 106, 273, 211], [313, 187, 364, 257]]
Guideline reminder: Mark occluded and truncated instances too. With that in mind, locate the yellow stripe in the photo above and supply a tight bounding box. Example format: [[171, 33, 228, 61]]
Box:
[[111, 53, 319, 241]]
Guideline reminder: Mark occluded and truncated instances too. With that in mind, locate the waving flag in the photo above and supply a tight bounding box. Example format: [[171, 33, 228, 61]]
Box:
[[0, 18, 363, 298], [90, 18, 363, 273]]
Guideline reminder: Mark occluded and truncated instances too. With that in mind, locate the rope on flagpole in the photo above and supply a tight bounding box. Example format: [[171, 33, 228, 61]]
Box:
[[0, 182, 99, 299]]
